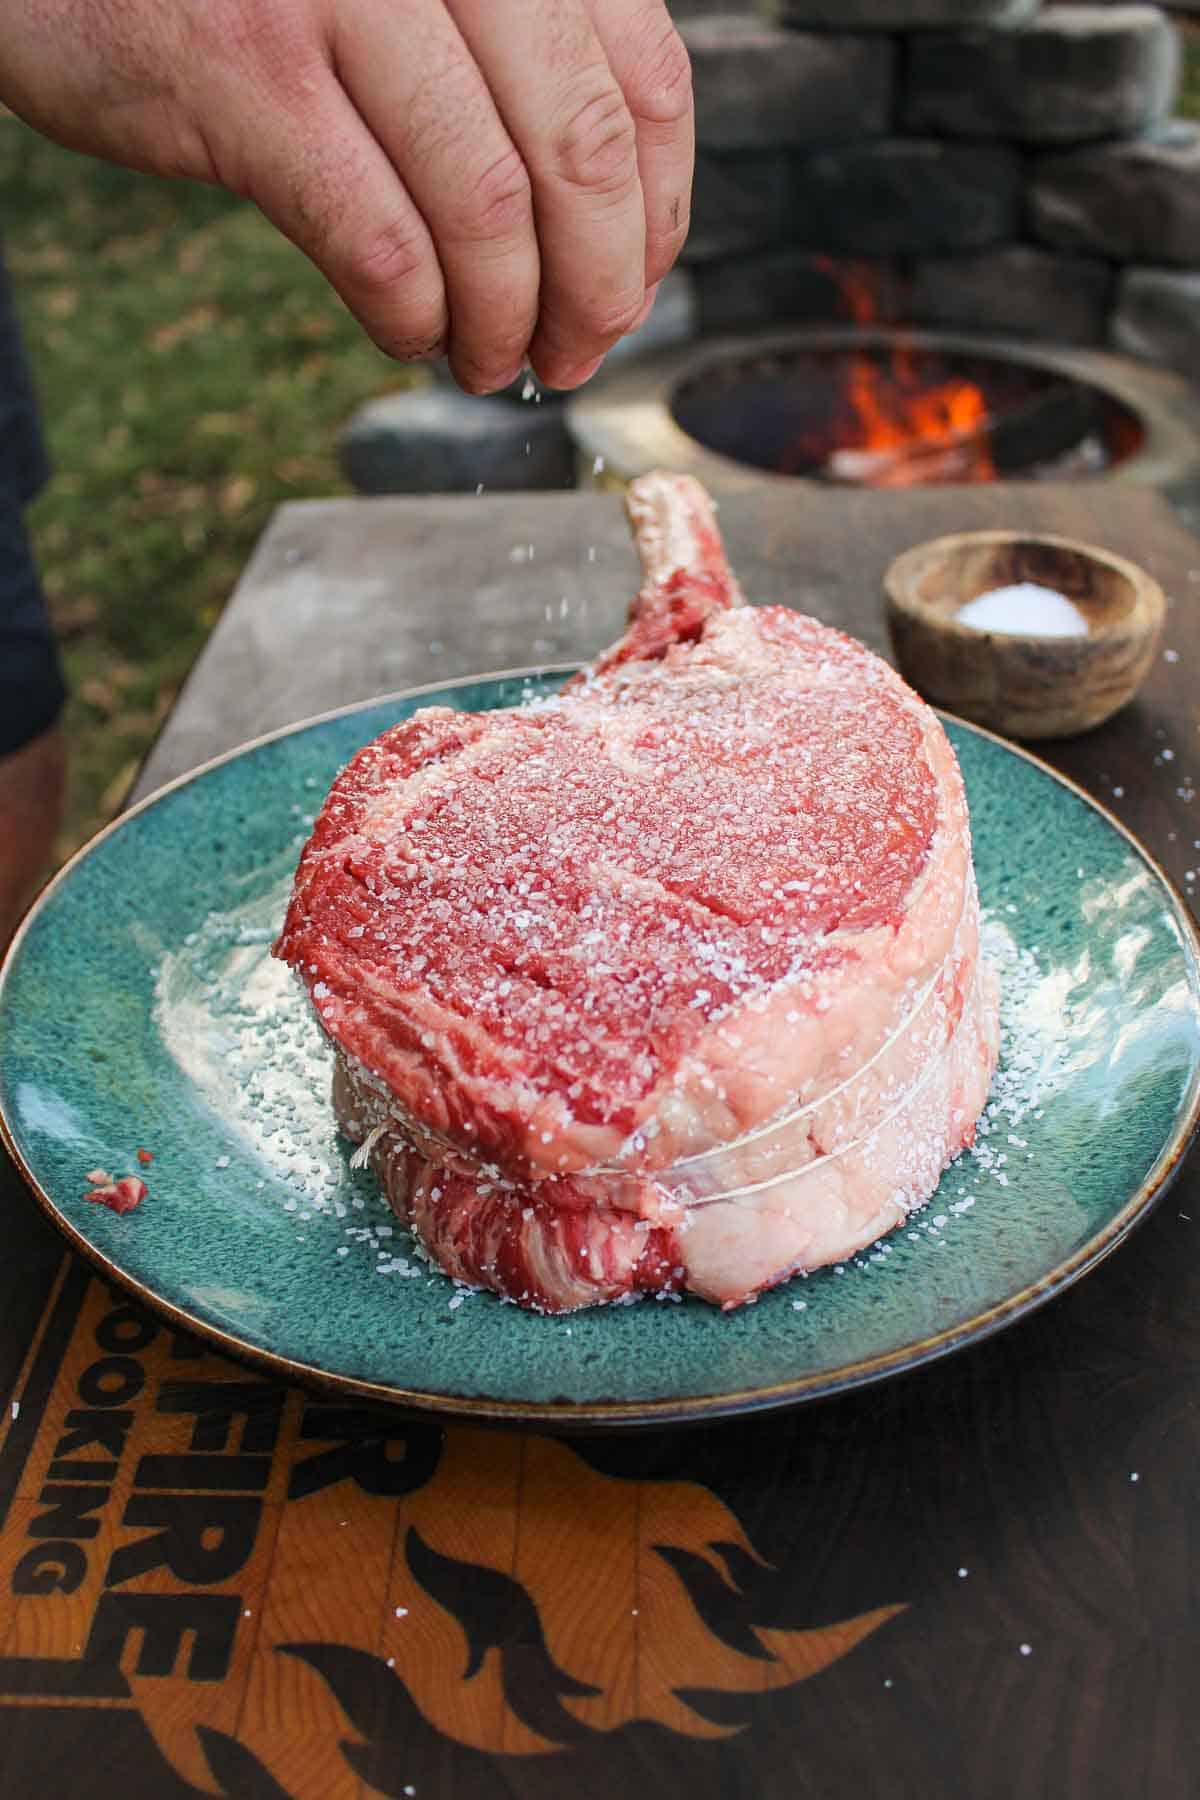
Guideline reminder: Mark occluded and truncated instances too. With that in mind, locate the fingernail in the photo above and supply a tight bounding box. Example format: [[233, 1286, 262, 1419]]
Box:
[[392, 336, 447, 364]]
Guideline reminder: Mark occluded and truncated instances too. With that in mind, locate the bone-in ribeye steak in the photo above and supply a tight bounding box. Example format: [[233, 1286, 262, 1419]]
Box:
[[275, 473, 1000, 1311]]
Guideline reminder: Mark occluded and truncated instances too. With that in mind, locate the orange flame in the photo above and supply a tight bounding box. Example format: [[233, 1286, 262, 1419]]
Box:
[[816, 260, 997, 487]]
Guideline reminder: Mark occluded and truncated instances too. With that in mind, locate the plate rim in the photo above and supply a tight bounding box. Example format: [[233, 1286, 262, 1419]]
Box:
[[3, 667, 1199, 1430]]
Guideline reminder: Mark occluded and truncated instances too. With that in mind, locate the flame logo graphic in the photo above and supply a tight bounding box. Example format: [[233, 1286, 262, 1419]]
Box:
[[281, 1428, 903, 1769], [0, 1281, 904, 1800]]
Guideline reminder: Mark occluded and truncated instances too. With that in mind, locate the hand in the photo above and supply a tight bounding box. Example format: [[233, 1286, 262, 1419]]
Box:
[[0, 1, 693, 392]]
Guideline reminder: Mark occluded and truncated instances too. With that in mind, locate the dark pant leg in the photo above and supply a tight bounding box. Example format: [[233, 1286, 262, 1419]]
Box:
[[0, 498, 66, 757], [0, 246, 64, 757]]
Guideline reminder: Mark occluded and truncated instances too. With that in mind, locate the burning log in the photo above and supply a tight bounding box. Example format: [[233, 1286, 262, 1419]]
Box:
[[819, 373, 1103, 489], [824, 432, 993, 488]]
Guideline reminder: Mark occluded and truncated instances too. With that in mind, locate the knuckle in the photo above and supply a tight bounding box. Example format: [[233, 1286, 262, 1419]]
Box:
[[458, 148, 534, 242], [625, 20, 693, 125], [553, 82, 639, 196], [346, 220, 433, 298], [576, 290, 645, 343], [337, 223, 446, 359]]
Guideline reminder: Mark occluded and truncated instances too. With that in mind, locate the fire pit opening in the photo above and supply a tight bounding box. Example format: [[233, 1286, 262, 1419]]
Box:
[[668, 334, 1146, 490]]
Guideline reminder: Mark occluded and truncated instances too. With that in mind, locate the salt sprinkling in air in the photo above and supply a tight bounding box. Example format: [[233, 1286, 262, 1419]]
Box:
[[956, 584, 1088, 639]]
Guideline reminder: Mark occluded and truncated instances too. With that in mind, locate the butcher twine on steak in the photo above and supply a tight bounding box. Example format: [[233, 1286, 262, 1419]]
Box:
[[275, 472, 1000, 1312]]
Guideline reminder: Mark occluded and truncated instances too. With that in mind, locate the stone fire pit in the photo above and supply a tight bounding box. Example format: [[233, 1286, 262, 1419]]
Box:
[[568, 327, 1200, 519]]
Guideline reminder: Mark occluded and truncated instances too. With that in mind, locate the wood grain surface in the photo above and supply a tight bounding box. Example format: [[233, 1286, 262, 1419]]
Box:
[[2, 481, 1197, 1800]]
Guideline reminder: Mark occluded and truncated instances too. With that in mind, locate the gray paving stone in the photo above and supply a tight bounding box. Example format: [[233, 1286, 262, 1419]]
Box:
[[339, 385, 575, 495], [778, 0, 1039, 24], [682, 150, 791, 261], [904, 5, 1180, 144], [1029, 120, 1200, 263], [1111, 264, 1200, 381], [694, 248, 906, 332], [910, 245, 1114, 342], [681, 15, 893, 150], [787, 140, 1021, 255]]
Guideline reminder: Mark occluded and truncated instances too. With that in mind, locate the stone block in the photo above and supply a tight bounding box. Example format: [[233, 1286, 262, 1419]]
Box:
[[1111, 265, 1200, 382], [904, 5, 1180, 144], [681, 16, 893, 150], [694, 248, 906, 332], [778, 0, 1039, 24], [787, 140, 1021, 255], [683, 150, 791, 261], [340, 385, 575, 495], [1029, 120, 1200, 263], [910, 245, 1114, 342]]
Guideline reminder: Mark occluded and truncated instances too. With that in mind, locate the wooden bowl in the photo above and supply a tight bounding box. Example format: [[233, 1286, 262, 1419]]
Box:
[[883, 530, 1166, 740]]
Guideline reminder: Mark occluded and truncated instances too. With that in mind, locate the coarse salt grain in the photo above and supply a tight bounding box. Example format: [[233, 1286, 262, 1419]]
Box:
[[956, 583, 1088, 639]]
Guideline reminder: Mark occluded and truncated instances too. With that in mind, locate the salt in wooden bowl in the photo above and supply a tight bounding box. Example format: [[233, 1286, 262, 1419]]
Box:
[[883, 529, 1166, 740]]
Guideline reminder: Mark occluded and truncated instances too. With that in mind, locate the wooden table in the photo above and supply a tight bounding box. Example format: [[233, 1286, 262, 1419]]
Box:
[[2, 483, 1198, 1800]]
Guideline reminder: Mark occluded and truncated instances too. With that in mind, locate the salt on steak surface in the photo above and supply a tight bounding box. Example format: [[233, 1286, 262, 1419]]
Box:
[[275, 472, 999, 1312]]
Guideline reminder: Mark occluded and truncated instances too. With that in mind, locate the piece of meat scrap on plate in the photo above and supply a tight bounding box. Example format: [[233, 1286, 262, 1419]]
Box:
[[274, 471, 1000, 1314]]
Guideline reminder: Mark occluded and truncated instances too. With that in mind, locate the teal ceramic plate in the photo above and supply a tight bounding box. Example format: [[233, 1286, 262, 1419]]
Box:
[[3, 671, 1199, 1428]]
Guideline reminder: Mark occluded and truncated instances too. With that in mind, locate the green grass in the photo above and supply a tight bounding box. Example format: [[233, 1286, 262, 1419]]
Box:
[[0, 118, 420, 859], [1181, 20, 1200, 121]]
